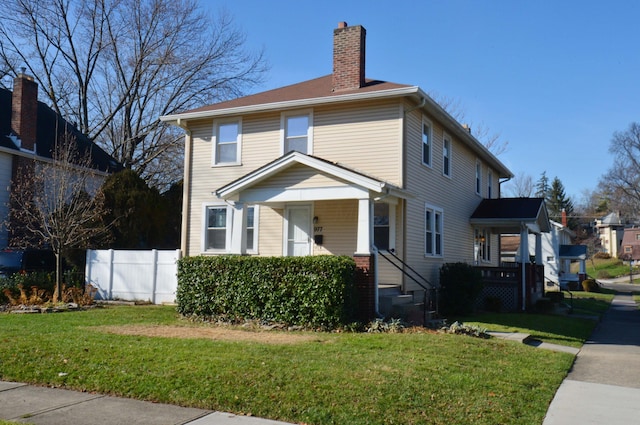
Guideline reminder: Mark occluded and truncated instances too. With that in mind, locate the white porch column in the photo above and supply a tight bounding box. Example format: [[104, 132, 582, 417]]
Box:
[[519, 227, 530, 263], [229, 202, 247, 254], [355, 198, 372, 255], [535, 233, 543, 264]]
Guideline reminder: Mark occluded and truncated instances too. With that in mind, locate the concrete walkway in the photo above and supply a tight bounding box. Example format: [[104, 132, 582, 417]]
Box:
[[543, 288, 640, 424], [0, 381, 292, 425]]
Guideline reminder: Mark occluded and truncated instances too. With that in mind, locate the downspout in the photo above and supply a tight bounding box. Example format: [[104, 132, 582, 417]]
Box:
[[405, 97, 426, 115], [176, 118, 191, 257], [521, 222, 527, 311], [498, 176, 512, 198]]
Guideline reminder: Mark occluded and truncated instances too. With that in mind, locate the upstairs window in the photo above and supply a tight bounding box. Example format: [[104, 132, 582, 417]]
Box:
[[213, 120, 241, 165], [422, 118, 432, 167], [425, 204, 443, 256], [475, 161, 482, 195], [282, 112, 312, 154], [443, 135, 451, 177]]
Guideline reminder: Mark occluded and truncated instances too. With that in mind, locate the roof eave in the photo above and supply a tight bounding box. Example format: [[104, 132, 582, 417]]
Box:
[[160, 86, 421, 123]]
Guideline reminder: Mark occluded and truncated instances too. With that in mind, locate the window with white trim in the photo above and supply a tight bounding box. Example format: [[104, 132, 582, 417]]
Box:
[[373, 202, 390, 250], [425, 204, 443, 256], [282, 112, 312, 154], [487, 170, 493, 198], [213, 120, 241, 165], [475, 160, 482, 195], [205, 205, 229, 251], [203, 204, 257, 252], [246, 205, 258, 253], [422, 118, 432, 167], [475, 228, 490, 262], [443, 135, 451, 177]]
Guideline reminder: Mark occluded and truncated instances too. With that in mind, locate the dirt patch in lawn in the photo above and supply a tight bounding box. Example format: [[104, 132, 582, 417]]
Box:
[[95, 325, 325, 344]]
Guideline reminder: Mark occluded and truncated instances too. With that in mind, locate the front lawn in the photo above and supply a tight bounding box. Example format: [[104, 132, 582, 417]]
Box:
[[464, 291, 613, 348], [0, 305, 575, 425]]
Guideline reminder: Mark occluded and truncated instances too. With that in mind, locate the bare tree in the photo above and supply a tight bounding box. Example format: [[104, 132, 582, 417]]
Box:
[[6, 132, 111, 301], [600, 122, 640, 218], [428, 91, 509, 156], [504, 172, 535, 197], [0, 0, 267, 188]]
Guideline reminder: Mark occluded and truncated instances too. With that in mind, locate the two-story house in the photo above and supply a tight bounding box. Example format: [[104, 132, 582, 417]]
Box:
[[620, 227, 640, 265], [162, 23, 551, 317], [0, 72, 121, 247], [595, 212, 625, 257]]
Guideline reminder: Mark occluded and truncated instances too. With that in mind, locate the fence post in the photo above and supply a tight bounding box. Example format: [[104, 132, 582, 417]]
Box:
[[151, 249, 158, 304], [108, 249, 114, 300]]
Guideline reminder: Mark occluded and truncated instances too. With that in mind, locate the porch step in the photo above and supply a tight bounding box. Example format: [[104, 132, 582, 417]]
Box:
[[378, 284, 402, 296]]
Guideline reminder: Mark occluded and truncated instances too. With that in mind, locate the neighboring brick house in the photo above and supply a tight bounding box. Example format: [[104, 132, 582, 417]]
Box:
[[620, 227, 640, 264], [0, 73, 121, 247], [162, 23, 551, 316]]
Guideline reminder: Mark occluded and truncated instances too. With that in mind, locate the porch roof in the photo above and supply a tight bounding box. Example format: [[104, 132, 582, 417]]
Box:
[[559, 244, 587, 260], [469, 197, 551, 234], [215, 151, 410, 202]]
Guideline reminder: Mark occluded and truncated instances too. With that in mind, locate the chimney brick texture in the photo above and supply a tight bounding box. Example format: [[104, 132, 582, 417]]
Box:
[[11, 74, 38, 151], [332, 24, 366, 92]]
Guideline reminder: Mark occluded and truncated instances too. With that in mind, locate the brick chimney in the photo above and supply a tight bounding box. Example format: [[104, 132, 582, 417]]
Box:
[[11, 72, 38, 151], [561, 208, 567, 227], [332, 22, 366, 92]]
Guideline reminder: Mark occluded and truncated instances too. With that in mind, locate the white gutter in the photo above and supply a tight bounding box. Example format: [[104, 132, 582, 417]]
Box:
[[176, 118, 192, 256]]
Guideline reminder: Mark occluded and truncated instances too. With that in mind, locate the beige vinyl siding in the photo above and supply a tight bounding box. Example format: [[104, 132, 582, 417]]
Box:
[[252, 163, 350, 191], [313, 100, 403, 185], [312, 200, 357, 255], [401, 102, 501, 292], [256, 206, 283, 256]]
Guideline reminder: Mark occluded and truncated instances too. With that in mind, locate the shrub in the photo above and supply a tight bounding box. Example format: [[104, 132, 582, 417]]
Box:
[[176, 255, 357, 329], [547, 291, 564, 303], [440, 321, 489, 338], [582, 278, 599, 292], [484, 296, 502, 313], [593, 252, 611, 259], [596, 270, 611, 279], [438, 262, 483, 316]]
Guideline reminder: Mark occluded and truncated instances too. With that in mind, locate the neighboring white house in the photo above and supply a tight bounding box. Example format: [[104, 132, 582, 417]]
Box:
[[526, 221, 586, 290]]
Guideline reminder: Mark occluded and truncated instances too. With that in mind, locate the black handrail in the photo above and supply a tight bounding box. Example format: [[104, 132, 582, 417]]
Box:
[[375, 247, 439, 324]]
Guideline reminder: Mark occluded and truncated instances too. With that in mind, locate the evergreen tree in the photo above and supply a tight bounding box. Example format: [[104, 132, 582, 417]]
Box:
[[535, 171, 549, 199], [547, 177, 577, 229]]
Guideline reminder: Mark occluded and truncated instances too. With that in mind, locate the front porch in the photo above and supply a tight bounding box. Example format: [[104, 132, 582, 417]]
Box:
[[475, 263, 545, 312]]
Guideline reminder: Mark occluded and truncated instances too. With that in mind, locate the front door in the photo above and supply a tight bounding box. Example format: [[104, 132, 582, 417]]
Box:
[[285, 205, 312, 256]]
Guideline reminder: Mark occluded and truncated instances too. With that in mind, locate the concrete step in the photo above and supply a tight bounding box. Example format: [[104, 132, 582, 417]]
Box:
[[378, 284, 402, 296]]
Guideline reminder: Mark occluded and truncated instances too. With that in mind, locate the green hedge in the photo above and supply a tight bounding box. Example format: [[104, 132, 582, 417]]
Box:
[[176, 255, 357, 329], [439, 262, 484, 316]]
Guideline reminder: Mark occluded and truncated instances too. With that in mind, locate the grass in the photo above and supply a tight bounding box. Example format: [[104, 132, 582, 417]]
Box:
[[464, 291, 614, 348], [0, 305, 578, 425], [572, 257, 639, 279]]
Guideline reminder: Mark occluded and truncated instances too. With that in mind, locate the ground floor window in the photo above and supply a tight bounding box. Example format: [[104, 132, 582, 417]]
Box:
[[203, 204, 257, 253], [374, 202, 390, 250], [425, 204, 443, 256]]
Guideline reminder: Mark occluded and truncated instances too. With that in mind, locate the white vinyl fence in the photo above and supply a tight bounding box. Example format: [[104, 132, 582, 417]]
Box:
[[85, 249, 180, 304]]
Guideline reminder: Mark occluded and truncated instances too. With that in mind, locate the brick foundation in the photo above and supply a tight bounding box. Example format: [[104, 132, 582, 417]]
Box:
[[353, 254, 375, 322]]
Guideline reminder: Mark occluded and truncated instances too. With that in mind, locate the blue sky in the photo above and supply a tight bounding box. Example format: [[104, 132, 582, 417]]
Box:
[[211, 0, 640, 203]]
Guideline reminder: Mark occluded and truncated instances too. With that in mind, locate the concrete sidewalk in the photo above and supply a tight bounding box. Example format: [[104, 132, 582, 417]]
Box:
[[543, 291, 640, 424], [0, 381, 292, 425]]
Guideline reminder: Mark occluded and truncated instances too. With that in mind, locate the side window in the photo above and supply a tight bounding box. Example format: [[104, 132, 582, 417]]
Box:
[[373, 202, 390, 250], [443, 135, 451, 177], [475, 228, 490, 262], [246, 205, 258, 253], [425, 204, 443, 256], [475, 160, 482, 195], [213, 120, 241, 165], [282, 111, 312, 154], [422, 118, 432, 167]]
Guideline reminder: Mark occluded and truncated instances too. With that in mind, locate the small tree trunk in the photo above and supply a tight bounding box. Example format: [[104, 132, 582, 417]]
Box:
[[54, 252, 63, 303]]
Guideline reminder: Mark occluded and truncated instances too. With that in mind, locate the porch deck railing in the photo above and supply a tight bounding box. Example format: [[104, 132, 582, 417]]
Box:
[[474, 263, 544, 312]]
